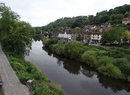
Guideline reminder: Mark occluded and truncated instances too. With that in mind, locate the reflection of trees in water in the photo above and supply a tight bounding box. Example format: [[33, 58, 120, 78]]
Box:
[[57, 58, 81, 74], [80, 64, 96, 78], [43, 47, 130, 93], [80, 68, 95, 78], [42, 46, 53, 56], [97, 73, 130, 93]]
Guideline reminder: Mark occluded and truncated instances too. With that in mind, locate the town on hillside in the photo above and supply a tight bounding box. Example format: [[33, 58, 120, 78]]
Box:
[[45, 18, 130, 45]]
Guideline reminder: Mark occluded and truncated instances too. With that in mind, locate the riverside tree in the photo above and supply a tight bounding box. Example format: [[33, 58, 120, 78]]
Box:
[[0, 3, 34, 56]]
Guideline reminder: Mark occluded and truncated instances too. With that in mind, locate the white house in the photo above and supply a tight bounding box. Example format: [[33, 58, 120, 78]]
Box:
[[58, 32, 72, 40], [90, 33, 102, 44]]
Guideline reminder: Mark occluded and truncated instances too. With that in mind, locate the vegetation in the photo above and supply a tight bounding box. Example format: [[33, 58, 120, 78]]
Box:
[[0, 3, 34, 57], [35, 4, 130, 33], [43, 39, 130, 81], [102, 26, 130, 44], [0, 3, 65, 95], [10, 57, 64, 95]]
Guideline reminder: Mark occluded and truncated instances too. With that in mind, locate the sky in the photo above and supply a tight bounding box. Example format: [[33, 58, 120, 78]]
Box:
[[1, 0, 130, 27]]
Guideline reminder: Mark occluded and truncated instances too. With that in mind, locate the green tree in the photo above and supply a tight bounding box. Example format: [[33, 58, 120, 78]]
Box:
[[123, 31, 130, 41], [0, 3, 34, 56], [102, 27, 126, 44], [110, 14, 123, 24]]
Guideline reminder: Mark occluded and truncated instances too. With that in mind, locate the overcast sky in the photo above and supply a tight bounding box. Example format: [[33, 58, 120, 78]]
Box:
[[1, 0, 130, 27]]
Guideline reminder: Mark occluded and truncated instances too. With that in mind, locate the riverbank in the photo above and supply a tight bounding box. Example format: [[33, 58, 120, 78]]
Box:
[[43, 38, 130, 82], [9, 56, 65, 95]]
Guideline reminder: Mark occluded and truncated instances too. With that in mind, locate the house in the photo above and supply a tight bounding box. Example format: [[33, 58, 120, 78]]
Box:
[[58, 32, 72, 40], [122, 18, 130, 25], [89, 32, 102, 44]]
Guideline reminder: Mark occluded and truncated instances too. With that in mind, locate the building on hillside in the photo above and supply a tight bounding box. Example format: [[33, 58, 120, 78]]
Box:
[[89, 32, 102, 44], [58, 32, 72, 40], [122, 18, 130, 25]]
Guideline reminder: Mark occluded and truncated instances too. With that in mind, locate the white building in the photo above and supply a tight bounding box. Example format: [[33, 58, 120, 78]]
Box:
[[58, 32, 72, 40], [90, 33, 102, 44]]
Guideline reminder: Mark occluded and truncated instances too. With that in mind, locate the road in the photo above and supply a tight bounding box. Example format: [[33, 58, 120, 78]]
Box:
[[0, 45, 30, 95]]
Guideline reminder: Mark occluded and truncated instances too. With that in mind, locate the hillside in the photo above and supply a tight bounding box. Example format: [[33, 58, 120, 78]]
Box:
[[36, 4, 130, 33]]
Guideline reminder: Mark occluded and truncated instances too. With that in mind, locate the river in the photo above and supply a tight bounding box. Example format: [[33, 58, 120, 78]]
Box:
[[25, 41, 130, 95]]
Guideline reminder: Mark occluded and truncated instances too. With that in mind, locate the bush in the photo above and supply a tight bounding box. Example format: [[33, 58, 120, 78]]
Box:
[[64, 41, 85, 59], [43, 38, 58, 47], [97, 56, 116, 66], [81, 50, 98, 66], [52, 43, 65, 55], [106, 48, 125, 58], [115, 58, 130, 78], [98, 63, 123, 79], [33, 82, 64, 95], [10, 57, 65, 95]]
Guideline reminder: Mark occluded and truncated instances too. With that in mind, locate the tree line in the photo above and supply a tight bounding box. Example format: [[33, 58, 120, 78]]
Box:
[[37, 4, 130, 33]]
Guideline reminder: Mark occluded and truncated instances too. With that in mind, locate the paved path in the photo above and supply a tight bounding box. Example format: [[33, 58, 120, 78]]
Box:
[[0, 45, 30, 95]]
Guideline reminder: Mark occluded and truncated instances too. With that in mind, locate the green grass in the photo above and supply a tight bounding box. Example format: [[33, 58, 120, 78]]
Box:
[[9, 56, 65, 95]]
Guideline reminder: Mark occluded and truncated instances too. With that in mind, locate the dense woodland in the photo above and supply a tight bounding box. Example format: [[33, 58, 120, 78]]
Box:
[[35, 4, 130, 33]]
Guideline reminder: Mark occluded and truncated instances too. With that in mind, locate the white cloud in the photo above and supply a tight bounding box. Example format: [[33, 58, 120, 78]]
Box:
[[1, 0, 130, 26]]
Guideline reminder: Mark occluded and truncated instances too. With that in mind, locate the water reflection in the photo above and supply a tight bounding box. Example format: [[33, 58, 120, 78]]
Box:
[[44, 46, 130, 94], [98, 74, 130, 93], [26, 41, 130, 95]]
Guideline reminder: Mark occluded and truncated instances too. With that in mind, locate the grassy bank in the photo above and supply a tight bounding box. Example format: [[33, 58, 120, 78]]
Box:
[[9, 56, 65, 95], [43, 38, 130, 81]]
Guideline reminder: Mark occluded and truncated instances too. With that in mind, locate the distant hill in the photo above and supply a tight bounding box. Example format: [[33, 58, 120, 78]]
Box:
[[36, 4, 130, 33]]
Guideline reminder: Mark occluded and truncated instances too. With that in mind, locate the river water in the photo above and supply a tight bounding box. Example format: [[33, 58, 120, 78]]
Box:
[[25, 41, 130, 95]]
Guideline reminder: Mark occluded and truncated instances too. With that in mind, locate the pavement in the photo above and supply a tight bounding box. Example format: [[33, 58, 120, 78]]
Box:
[[0, 45, 30, 95]]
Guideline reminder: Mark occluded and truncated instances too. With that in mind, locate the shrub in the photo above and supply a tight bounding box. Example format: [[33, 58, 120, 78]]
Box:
[[9, 57, 65, 95], [106, 48, 125, 58], [52, 43, 65, 55], [33, 82, 64, 95], [64, 41, 85, 59], [81, 50, 98, 66], [98, 63, 123, 79], [17, 71, 32, 83], [115, 58, 130, 78], [98, 56, 116, 66], [43, 38, 58, 47]]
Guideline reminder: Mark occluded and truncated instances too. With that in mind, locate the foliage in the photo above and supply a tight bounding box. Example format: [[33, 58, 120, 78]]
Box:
[[64, 41, 85, 59], [114, 58, 130, 78], [42, 38, 58, 47], [81, 50, 97, 66], [52, 42, 65, 55], [33, 82, 64, 95], [122, 31, 130, 41], [39, 4, 130, 33], [43, 39, 130, 81], [98, 63, 123, 79], [0, 3, 34, 56], [102, 27, 126, 44], [10, 56, 65, 95], [97, 56, 116, 66], [110, 14, 123, 24]]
